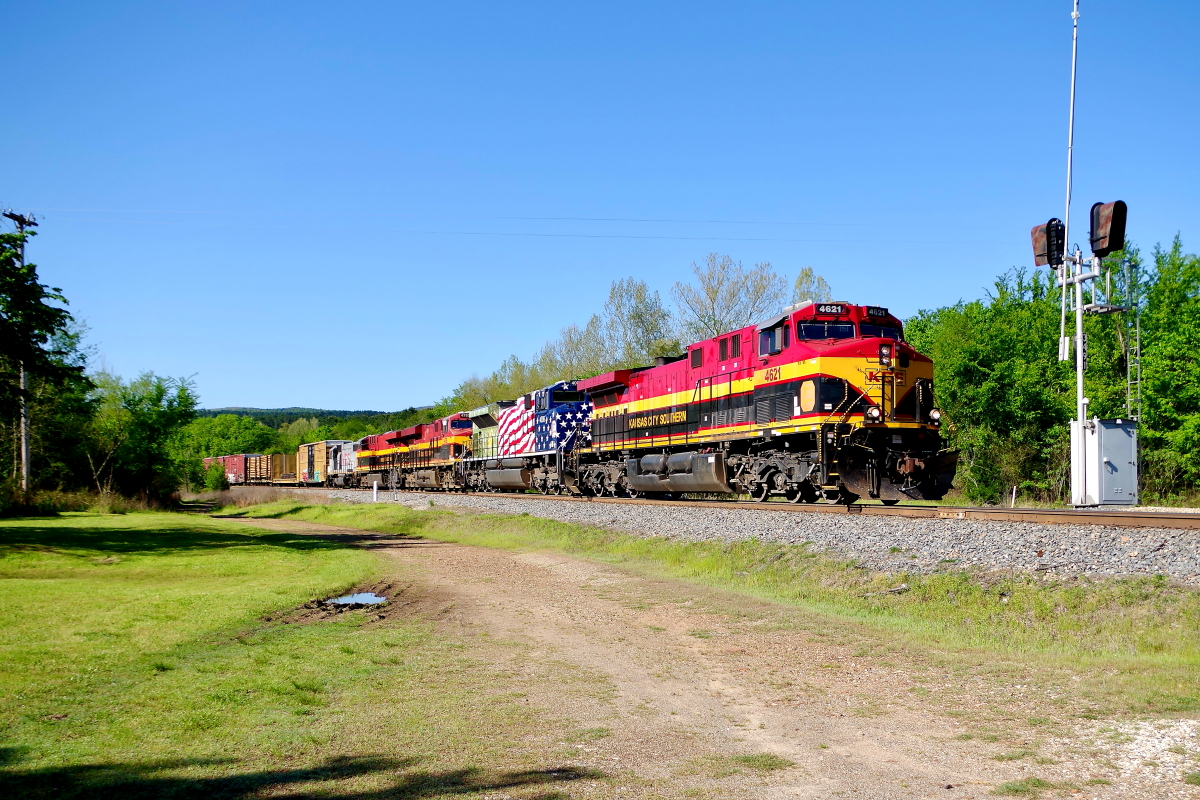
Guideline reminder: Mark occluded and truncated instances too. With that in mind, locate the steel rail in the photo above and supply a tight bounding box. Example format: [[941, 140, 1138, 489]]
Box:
[[249, 486, 1200, 531]]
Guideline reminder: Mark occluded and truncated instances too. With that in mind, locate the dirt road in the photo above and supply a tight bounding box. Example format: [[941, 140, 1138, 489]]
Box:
[[230, 516, 1195, 800]]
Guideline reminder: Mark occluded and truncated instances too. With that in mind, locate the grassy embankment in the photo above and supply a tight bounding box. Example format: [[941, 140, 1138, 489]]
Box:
[[0, 512, 603, 798], [229, 499, 1200, 719]]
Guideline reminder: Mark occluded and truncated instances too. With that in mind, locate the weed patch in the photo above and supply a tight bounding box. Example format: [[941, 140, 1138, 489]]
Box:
[[991, 777, 1060, 796], [730, 753, 794, 771]]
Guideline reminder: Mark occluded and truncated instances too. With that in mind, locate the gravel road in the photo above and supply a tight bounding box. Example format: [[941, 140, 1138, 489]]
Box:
[[327, 490, 1200, 585]]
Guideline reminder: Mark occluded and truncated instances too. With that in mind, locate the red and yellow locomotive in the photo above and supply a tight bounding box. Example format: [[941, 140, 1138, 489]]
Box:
[[355, 412, 473, 490], [577, 302, 956, 503]]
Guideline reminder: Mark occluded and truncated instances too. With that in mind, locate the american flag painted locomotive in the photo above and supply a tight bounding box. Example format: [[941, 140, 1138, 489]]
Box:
[[344, 302, 956, 504]]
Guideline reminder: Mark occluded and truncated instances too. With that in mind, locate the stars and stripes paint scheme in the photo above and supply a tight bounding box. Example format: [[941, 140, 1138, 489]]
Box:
[[497, 396, 535, 455], [495, 381, 591, 456]]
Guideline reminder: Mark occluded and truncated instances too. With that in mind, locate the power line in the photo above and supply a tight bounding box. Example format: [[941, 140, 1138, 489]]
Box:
[[27, 206, 1012, 231], [37, 214, 1010, 246]]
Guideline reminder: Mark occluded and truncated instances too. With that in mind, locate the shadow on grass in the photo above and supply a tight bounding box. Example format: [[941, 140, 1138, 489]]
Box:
[[0, 755, 601, 799], [209, 506, 444, 551], [0, 517, 424, 556]]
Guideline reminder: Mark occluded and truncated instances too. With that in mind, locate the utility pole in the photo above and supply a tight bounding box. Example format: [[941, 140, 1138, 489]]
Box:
[[3, 210, 39, 496]]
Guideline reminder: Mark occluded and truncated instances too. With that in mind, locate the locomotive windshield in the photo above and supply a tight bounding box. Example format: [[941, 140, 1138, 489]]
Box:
[[551, 391, 584, 402], [859, 324, 902, 340], [796, 322, 855, 340]]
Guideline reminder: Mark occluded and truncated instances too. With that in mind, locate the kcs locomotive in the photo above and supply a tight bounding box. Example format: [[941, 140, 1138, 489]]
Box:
[[214, 301, 957, 504]]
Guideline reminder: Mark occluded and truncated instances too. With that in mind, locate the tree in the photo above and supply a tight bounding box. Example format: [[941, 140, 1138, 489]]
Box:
[[174, 414, 279, 458], [905, 269, 1076, 503], [169, 413, 279, 488], [10, 323, 97, 492], [203, 461, 230, 491], [671, 253, 788, 341], [0, 230, 80, 410], [275, 417, 322, 453], [84, 372, 198, 499], [603, 277, 681, 365], [1139, 237, 1200, 496], [791, 266, 833, 306]]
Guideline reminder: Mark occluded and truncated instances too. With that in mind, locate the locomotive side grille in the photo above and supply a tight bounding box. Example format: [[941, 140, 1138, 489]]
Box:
[[753, 382, 798, 425]]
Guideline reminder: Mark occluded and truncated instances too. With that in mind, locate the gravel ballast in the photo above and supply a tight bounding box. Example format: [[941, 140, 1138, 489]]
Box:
[[323, 490, 1200, 585]]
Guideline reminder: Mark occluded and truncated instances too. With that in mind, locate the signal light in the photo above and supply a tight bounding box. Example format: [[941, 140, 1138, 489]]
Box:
[[878, 342, 893, 367], [1031, 218, 1066, 267], [1089, 200, 1127, 257], [865, 406, 882, 421]]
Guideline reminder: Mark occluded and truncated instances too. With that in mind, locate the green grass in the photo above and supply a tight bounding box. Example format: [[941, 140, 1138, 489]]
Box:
[[0, 512, 606, 798], [226, 500, 1200, 715], [729, 753, 794, 771], [991, 777, 1062, 796]]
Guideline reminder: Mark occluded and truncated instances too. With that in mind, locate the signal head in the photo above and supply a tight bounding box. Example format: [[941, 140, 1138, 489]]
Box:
[[1090, 200, 1127, 257], [1031, 218, 1066, 267]]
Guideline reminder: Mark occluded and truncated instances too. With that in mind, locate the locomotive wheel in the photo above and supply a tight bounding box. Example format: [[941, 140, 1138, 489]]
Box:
[[627, 488, 641, 499], [785, 488, 803, 504], [881, 499, 900, 506], [750, 483, 770, 503], [792, 483, 820, 504]]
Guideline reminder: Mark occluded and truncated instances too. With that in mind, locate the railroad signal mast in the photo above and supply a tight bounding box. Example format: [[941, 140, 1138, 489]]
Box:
[[1029, 0, 1137, 507]]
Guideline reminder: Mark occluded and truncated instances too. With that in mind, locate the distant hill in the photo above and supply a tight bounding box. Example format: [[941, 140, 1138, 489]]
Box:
[[197, 406, 433, 429]]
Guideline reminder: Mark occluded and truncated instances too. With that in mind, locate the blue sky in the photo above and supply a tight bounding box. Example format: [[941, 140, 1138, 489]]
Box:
[[4, 1, 1197, 411]]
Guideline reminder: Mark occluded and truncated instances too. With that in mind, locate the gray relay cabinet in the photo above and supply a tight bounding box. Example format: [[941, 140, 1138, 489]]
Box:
[[1070, 419, 1138, 506]]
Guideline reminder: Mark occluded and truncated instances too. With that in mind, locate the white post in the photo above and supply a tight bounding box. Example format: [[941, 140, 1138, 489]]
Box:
[[372, 481, 378, 503], [1063, 0, 1089, 506]]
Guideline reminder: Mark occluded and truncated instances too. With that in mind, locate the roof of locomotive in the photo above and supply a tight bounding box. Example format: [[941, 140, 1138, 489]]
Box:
[[578, 302, 919, 399]]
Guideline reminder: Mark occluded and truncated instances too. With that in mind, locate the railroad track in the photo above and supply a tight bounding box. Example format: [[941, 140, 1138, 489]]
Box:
[[249, 485, 1200, 531]]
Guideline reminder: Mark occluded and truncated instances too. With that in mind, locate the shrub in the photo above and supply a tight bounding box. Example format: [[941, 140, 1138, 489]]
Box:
[[203, 462, 230, 492]]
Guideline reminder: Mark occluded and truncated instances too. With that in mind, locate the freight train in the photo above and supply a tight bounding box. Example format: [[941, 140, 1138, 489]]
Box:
[[206, 302, 957, 504]]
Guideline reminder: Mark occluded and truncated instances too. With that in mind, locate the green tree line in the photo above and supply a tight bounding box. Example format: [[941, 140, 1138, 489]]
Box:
[[1, 228, 198, 508]]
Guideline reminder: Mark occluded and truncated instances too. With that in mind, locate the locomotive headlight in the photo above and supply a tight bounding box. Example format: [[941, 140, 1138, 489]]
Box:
[[929, 408, 943, 422], [865, 406, 882, 422], [878, 342, 893, 367]]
